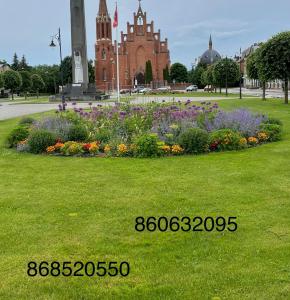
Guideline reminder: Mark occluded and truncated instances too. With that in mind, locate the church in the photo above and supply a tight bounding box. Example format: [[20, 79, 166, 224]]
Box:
[[95, 0, 171, 91]]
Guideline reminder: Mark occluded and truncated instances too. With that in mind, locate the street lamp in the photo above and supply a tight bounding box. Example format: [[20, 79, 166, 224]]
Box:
[[49, 28, 65, 110]]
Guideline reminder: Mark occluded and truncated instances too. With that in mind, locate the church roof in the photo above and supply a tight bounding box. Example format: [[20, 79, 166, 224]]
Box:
[[200, 36, 221, 65], [98, 0, 109, 16]]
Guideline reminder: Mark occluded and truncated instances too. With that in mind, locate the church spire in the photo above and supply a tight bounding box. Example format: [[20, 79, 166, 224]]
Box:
[[98, 0, 109, 16], [209, 35, 213, 50], [137, 0, 143, 14]]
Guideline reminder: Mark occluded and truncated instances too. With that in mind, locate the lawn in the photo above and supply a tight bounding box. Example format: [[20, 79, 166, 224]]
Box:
[[0, 98, 290, 299]]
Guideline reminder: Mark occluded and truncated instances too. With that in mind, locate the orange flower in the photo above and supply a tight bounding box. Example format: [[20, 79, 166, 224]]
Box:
[[171, 144, 184, 155], [55, 142, 65, 150], [118, 144, 128, 154], [104, 144, 111, 153], [46, 146, 56, 153]]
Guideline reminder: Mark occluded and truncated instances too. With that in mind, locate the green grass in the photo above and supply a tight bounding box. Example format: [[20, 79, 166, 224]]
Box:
[[0, 98, 290, 299]]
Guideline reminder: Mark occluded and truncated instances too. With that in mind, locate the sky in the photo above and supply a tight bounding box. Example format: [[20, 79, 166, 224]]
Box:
[[0, 0, 290, 68]]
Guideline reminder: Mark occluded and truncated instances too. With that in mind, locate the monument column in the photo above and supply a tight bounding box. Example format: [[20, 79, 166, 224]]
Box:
[[70, 0, 89, 87]]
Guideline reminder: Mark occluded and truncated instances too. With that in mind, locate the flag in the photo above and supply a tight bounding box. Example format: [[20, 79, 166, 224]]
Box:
[[113, 5, 118, 28]]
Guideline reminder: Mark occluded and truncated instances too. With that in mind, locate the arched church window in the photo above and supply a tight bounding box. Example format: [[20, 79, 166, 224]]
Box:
[[102, 48, 106, 60], [130, 26, 134, 33], [102, 68, 107, 81], [147, 26, 151, 33], [155, 34, 158, 40], [138, 16, 143, 26]]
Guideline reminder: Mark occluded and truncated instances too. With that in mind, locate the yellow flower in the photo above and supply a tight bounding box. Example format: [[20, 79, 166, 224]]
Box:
[[171, 144, 184, 155], [46, 146, 56, 153], [104, 144, 111, 153], [258, 132, 268, 141], [118, 144, 128, 154], [161, 145, 171, 153], [19, 139, 28, 145], [89, 142, 100, 154], [248, 137, 258, 144], [239, 138, 247, 146]]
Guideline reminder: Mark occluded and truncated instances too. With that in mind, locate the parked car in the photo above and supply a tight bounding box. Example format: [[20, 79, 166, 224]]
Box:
[[204, 85, 214, 92], [120, 89, 131, 94], [132, 86, 145, 93], [140, 88, 152, 94], [157, 86, 171, 92], [186, 85, 198, 92]]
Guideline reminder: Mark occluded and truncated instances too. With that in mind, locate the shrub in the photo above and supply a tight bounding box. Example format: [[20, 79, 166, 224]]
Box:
[[6, 126, 30, 148], [135, 134, 161, 158], [259, 124, 282, 142], [18, 117, 35, 126], [263, 117, 283, 126], [60, 141, 83, 156], [209, 129, 245, 151], [68, 124, 88, 142], [28, 130, 57, 154], [34, 117, 72, 142], [178, 128, 209, 154]]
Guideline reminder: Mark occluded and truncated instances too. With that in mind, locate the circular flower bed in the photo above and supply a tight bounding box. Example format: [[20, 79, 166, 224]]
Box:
[[7, 101, 283, 158]]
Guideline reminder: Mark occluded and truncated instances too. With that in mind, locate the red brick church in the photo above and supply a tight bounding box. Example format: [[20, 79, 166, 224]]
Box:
[[95, 0, 171, 91]]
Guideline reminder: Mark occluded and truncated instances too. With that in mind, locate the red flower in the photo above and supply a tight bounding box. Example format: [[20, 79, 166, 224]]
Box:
[[83, 143, 91, 151]]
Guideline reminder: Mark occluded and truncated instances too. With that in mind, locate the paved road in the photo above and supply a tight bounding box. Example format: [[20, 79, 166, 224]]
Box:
[[0, 96, 236, 121]]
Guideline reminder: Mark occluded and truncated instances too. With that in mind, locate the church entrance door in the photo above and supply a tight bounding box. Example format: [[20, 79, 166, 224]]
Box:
[[135, 72, 145, 85]]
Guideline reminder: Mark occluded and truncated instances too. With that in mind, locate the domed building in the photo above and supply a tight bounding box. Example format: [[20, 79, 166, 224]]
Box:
[[199, 35, 221, 65]]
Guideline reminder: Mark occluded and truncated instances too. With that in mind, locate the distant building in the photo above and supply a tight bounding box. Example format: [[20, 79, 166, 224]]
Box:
[[95, 0, 171, 91], [199, 36, 221, 66], [241, 43, 289, 90], [0, 63, 10, 73]]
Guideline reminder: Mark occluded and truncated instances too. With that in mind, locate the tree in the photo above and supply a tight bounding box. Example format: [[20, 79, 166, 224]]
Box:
[[3, 70, 22, 100], [188, 62, 207, 88], [31, 74, 45, 98], [257, 31, 290, 104], [213, 58, 240, 95], [201, 65, 215, 92], [170, 63, 188, 83], [19, 71, 32, 99], [0, 73, 4, 88], [88, 60, 95, 83], [163, 65, 170, 83], [19, 55, 30, 71], [60, 56, 73, 84], [145, 60, 153, 84], [11, 53, 19, 71], [246, 48, 267, 100]]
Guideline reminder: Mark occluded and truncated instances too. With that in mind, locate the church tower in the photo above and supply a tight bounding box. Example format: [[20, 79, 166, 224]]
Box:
[[95, 0, 113, 91]]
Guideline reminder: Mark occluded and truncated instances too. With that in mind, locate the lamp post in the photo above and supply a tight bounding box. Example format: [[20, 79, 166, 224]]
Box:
[[49, 28, 65, 110], [225, 56, 228, 96]]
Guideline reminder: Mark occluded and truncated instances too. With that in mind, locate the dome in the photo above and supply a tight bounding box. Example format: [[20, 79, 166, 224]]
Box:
[[200, 49, 221, 65], [200, 35, 221, 65]]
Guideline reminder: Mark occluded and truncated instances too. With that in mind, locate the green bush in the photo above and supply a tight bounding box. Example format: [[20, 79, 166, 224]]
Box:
[[6, 126, 30, 148], [135, 134, 161, 158], [94, 129, 111, 143], [28, 130, 57, 154], [18, 117, 35, 126], [263, 117, 283, 126], [260, 124, 282, 142], [178, 128, 209, 154], [68, 124, 88, 142], [209, 129, 245, 151]]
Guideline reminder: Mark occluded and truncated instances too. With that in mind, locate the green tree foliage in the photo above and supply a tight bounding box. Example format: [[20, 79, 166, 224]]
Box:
[[88, 60, 95, 83], [19, 55, 30, 71], [163, 65, 170, 83], [201, 65, 215, 91], [31, 74, 45, 98], [246, 48, 267, 100], [257, 31, 290, 104], [213, 58, 240, 94], [31, 65, 61, 94], [188, 62, 207, 88], [19, 71, 32, 99], [0, 73, 4, 88], [60, 56, 73, 84], [3, 70, 22, 100], [170, 63, 188, 83], [145, 60, 153, 84], [11, 53, 19, 71]]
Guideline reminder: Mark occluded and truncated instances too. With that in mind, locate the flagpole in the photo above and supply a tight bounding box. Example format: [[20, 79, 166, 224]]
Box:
[[115, 2, 120, 103]]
